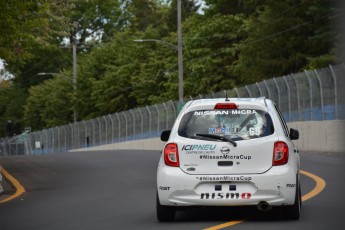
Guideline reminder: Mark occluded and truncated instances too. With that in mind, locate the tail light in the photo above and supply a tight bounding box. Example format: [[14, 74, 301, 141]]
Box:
[[164, 143, 179, 167], [214, 103, 238, 109], [273, 141, 289, 166]]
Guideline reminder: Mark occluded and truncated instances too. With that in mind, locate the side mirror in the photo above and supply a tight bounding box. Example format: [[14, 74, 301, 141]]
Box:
[[161, 130, 171, 142], [289, 128, 299, 140]]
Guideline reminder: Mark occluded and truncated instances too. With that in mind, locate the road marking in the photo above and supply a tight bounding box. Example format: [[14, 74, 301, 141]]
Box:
[[300, 170, 326, 201], [204, 220, 245, 230], [203, 170, 326, 230], [0, 166, 26, 203]]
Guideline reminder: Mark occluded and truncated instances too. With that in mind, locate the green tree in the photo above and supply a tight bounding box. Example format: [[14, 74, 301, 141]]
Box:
[[0, 82, 27, 136], [23, 76, 74, 129], [1, 0, 338, 134], [65, 0, 123, 44], [122, 0, 167, 32], [13, 44, 72, 89], [0, 0, 72, 73], [204, 0, 264, 16], [181, 13, 245, 96], [76, 31, 141, 119], [233, 0, 336, 82]]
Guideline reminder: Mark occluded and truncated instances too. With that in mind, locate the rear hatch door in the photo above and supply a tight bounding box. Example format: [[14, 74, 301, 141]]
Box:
[[177, 136, 276, 175]]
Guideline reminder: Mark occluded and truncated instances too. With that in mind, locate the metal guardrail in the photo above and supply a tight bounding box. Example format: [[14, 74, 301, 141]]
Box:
[[1, 64, 344, 155]]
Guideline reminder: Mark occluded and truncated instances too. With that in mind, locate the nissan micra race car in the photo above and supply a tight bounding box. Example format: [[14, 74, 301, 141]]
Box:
[[157, 98, 301, 221]]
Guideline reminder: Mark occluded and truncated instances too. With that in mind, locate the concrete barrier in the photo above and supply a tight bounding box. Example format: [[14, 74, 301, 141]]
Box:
[[288, 120, 345, 153], [71, 120, 345, 153], [71, 137, 165, 152]]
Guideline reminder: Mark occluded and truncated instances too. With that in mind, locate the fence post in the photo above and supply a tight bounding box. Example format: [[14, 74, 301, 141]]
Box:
[[163, 103, 168, 130], [123, 112, 128, 141], [137, 107, 143, 137], [273, 78, 281, 107], [256, 82, 263, 97], [96, 118, 101, 145], [170, 100, 176, 118], [329, 65, 338, 119], [304, 70, 313, 120], [130, 109, 135, 139], [44, 129, 48, 154], [63, 126, 67, 151], [245, 86, 252, 97], [283, 76, 291, 122], [39, 131, 43, 154], [108, 114, 114, 143], [291, 74, 302, 121], [77, 123, 80, 148], [155, 105, 160, 134], [82, 121, 87, 147], [146, 106, 152, 135], [116, 113, 121, 142], [234, 88, 240, 98], [51, 128, 55, 154], [314, 70, 325, 120], [56, 127, 60, 153], [102, 116, 107, 144], [91, 119, 96, 146], [69, 124, 74, 150], [263, 80, 271, 99]]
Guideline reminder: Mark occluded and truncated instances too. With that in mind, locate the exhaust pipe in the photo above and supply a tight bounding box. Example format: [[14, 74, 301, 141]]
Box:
[[257, 201, 272, 211]]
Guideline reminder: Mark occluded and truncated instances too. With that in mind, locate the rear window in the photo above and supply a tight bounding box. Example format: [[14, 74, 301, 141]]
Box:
[[178, 109, 274, 141]]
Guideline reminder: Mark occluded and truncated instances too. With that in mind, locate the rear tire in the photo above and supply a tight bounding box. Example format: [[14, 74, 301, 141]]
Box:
[[285, 181, 301, 220], [156, 192, 175, 222]]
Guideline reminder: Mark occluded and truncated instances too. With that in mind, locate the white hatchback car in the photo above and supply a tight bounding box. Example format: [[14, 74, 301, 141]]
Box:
[[157, 98, 301, 221]]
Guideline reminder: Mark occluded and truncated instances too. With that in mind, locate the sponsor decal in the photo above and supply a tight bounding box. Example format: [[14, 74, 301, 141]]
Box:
[[194, 110, 257, 116], [194, 111, 229, 116], [196, 176, 252, 181], [209, 127, 241, 134], [231, 110, 257, 115], [200, 155, 251, 160], [182, 145, 217, 154], [220, 146, 230, 154], [182, 144, 217, 151], [201, 192, 252, 200], [249, 127, 261, 136], [184, 163, 198, 167], [159, 186, 171, 191], [286, 184, 296, 188]]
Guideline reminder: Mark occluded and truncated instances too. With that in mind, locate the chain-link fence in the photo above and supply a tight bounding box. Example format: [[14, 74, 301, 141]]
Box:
[[1, 64, 344, 156]]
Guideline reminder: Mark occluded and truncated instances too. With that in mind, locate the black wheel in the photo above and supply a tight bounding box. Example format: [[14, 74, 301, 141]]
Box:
[[156, 192, 175, 222], [285, 181, 301, 220]]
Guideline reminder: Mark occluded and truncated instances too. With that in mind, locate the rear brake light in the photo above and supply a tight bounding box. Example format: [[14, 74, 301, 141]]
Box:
[[164, 143, 179, 167], [214, 103, 238, 109], [273, 141, 289, 166]]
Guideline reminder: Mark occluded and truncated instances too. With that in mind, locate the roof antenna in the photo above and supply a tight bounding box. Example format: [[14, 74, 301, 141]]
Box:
[[225, 90, 230, 101]]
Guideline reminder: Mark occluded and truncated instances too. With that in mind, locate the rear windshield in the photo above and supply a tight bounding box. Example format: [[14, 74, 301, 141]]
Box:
[[178, 109, 274, 141]]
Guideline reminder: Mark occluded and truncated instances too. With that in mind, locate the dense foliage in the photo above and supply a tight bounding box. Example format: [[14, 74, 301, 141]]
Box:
[[0, 0, 339, 136]]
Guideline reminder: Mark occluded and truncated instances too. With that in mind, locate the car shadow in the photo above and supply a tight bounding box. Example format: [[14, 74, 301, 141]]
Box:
[[174, 206, 289, 222]]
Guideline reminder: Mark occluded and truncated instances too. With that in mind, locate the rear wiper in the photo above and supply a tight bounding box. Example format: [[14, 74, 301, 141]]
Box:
[[195, 133, 237, 147]]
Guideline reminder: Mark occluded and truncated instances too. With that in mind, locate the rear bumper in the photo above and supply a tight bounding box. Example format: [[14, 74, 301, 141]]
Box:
[[157, 164, 298, 207]]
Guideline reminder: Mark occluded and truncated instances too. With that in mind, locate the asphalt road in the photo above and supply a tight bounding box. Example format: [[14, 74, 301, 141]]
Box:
[[0, 150, 344, 230]]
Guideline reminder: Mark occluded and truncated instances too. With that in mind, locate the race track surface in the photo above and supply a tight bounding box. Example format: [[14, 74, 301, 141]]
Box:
[[0, 150, 344, 230]]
